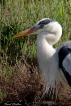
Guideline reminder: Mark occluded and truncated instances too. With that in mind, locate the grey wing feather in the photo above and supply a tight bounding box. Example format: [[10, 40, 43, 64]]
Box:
[[62, 53, 71, 76], [57, 41, 71, 74], [57, 41, 71, 51], [57, 41, 71, 86]]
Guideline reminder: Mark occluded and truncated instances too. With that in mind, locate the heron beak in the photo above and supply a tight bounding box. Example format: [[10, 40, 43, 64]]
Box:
[[13, 25, 40, 38]]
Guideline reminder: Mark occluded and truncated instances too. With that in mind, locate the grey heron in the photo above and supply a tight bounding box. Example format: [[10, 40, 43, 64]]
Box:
[[13, 18, 71, 97]]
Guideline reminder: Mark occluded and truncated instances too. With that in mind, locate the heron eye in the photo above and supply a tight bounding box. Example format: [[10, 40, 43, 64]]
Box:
[[40, 24, 44, 28]]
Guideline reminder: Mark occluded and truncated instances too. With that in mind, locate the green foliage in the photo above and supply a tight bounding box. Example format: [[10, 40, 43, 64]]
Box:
[[3, 67, 12, 77], [0, 91, 7, 101], [1, 0, 71, 65]]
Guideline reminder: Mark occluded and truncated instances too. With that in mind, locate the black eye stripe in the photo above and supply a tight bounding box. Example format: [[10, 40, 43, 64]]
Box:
[[38, 19, 55, 25]]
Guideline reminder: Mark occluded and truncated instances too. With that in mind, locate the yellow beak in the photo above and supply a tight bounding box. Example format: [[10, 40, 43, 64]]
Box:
[[13, 28, 34, 38], [12, 25, 41, 38]]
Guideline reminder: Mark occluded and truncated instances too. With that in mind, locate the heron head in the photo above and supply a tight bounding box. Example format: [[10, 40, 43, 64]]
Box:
[[13, 18, 62, 38]]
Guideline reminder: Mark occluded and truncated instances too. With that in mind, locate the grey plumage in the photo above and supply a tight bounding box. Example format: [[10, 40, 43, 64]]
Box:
[[57, 41, 71, 86]]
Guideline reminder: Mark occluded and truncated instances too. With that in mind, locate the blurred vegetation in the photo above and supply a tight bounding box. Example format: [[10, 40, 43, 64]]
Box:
[[1, 0, 71, 65], [0, 0, 71, 104]]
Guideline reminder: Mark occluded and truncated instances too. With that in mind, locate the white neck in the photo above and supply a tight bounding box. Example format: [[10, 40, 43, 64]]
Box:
[[36, 32, 56, 56], [36, 32, 65, 95], [36, 33, 56, 72]]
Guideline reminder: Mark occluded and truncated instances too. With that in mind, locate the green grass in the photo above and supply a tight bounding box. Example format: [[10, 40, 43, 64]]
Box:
[[0, 0, 71, 103], [0, 91, 7, 101], [1, 0, 71, 55], [1, 0, 71, 64]]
